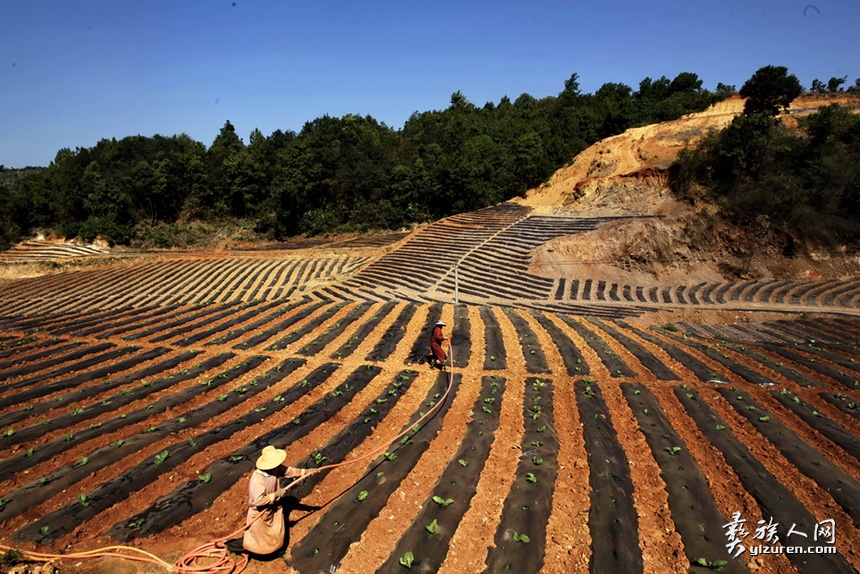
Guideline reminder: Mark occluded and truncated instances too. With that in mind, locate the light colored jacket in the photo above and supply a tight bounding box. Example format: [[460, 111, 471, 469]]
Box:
[[243, 469, 285, 555]]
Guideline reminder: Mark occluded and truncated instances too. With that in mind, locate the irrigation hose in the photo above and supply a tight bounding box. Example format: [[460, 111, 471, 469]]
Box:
[[0, 341, 456, 574]]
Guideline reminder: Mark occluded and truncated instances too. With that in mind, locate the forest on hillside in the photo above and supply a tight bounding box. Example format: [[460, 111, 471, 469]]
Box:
[[0, 71, 728, 249], [1, 66, 857, 252], [671, 66, 860, 249]]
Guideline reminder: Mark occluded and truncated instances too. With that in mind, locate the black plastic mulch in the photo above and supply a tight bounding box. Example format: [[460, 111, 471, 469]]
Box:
[[0, 342, 116, 384], [0, 349, 223, 449], [0, 346, 163, 410], [366, 303, 418, 361], [108, 363, 381, 542], [675, 388, 855, 573], [772, 389, 860, 464], [329, 301, 397, 359], [557, 315, 633, 378], [486, 376, 558, 573], [575, 379, 642, 573], [530, 310, 589, 376], [622, 383, 748, 574], [620, 322, 715, 382], [298, 303, 372, 356], [480, 306, 507, 371], [0, 354, 270, 521], [717, 387, 860, 526], [17, 361, 338, 544], [450, 303, 472, 369], [405, 302, 443, 363], [290, 373, 461, 573], [503, 308, 550, 374], [590, 318, 679, 380], [380, 375, 506, 572]]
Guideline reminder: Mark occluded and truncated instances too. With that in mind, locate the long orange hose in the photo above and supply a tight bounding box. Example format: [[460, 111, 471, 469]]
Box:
[[1, 340, 456, 574]]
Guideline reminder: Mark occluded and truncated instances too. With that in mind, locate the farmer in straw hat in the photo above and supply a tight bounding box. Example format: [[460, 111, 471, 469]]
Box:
[[430, 319, 448, 369], [228, 445, 316, 556]]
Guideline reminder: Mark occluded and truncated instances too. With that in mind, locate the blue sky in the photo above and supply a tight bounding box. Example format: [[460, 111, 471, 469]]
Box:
[[2, 0, 857, 167]]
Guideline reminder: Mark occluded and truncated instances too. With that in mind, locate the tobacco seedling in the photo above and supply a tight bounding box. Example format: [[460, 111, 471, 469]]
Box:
[[198, 473, 212, 483], [432, 496, 454, 507], [384, 452, 397, 461], [399, 551, 414, 568], [664, 446, 681, 456], [153, 450, 170, 464], [532, 457, 543, 465], [77, 494, 90, 507], [525, 473, 538, 484], [425, 519, 438, 534], [313, 453, 327, 466], [512, 531, 530, 543], [695, 557, 728, 572], [458, 459, 468, 467], [356, 490, 368, 502]]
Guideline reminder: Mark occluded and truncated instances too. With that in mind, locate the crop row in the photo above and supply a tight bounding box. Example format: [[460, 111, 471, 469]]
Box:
[[0, 255, 369, 316], [552, 277, 860, 310], [0, 296, 859, 570]]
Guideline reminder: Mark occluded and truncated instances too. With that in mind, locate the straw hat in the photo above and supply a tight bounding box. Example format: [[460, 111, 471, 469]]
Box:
[[256, 445, 287, 470], [435, 320, 446, 326]]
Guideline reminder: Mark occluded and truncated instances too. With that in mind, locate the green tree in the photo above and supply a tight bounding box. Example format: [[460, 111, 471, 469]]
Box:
[[739, 65, 803, 116]]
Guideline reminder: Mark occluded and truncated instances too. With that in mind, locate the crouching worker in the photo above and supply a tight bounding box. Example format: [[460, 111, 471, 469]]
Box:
[[227, 445, 318, 558]]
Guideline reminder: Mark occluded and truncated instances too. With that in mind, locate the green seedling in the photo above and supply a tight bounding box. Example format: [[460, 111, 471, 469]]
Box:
[[39, 526, 49, 536], [532, 457, 543, 466], [512, 531, 530, 543], [153, 450, 170, 464], [399, 551, 414, 568], [425, 519, 438, 534], [525, 473, 538, 484], [695, 557, 728, 572], [76, 457, 89, 467], [313, 453, 327, 465], [758, 416, 770, 423], [229, 455, 244, 463], [384, 452, 397, 461], [356, 490, 369, 502], [432, 496, 454, 507], [198, 473, 212, 483], [77, 494, 90, 507], [714, 425, 726, 431], [458, 459, 468, 467], [664, 446, 681, 456]]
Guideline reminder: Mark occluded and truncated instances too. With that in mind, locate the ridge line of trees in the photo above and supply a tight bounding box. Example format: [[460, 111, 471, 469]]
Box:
[[2, 66, 856, 250]]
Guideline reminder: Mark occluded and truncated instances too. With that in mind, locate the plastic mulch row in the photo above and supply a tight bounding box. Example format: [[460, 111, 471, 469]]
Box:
[[108, 364, 387, 541], [590, 319, 679, 381], [15, 361, 338, 544], [0, 354, 272, 521], [0, 349, 224, 449], [0, 346, 160, 408], [485, 376, 558, 573], [480, 306, 508, 371], [503, 309, 550, 374], [530, 310, 589, 376], [621, 383, 748, 574], [0, 342, 116, 385], [267, 303, 347, 351], [771, 389, 860, 463], [329, 301, 397, 359], [230, 300, 327, 350], [557, 316, 633, 378], [674, 387, 855, 573], [298, 303, 372, 356], [366, 303, 418, 362], [380, 375, 507, 572], [716, 387, 860, 525], [575, 379, 642, 572], [290, 373, 461, 573]]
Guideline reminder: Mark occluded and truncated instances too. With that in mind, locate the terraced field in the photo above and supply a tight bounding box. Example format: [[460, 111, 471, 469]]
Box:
[[1, 206, 859, 574]]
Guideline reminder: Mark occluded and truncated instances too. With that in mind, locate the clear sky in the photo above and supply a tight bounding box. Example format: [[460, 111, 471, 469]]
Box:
[[2, 0, 857, 168]]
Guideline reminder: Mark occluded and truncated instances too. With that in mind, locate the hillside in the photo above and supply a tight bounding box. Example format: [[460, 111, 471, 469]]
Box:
[[515, 94, 860, 293], [1, 96, 860, 574]]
